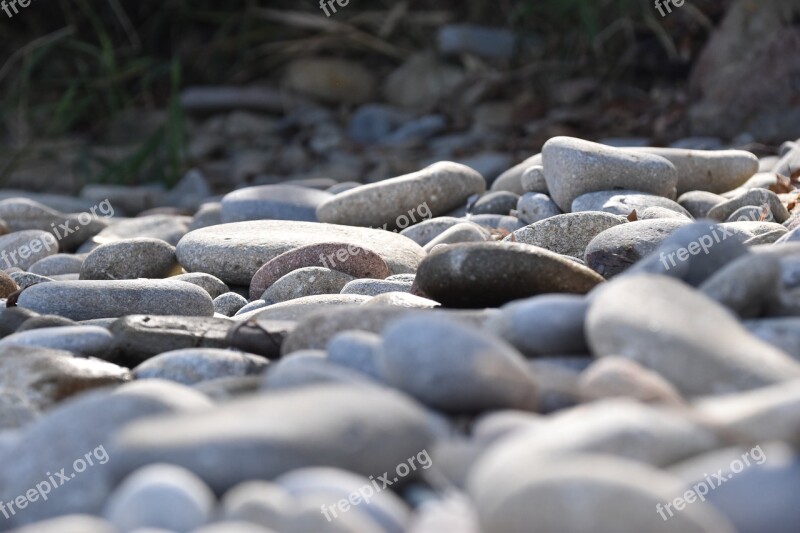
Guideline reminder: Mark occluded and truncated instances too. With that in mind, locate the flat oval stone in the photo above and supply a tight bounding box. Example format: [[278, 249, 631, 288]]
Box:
[[178, 221, 424, 287], [28, 253, 86, 276], [627, 147, 758, 195], [0, 198, 108, 251], [316, 162, 485, 229], [80, 238, 178, 280], [79, 215, 190, 253], [133, 348, 269, 385], [380, 315, 537, 413], [172, 273, 230, 299], [469, 452, 733, 533], [505, 212, 628, 259], [587, 275, 800, 396], [399, 217, 462, 246], [571, 190, 691, 217], [17, 280, 215, 320], [422, 222, 489, 253], [0, 325, 113, 357], [543, 137, 678, 212], [234, 294, 370, 322], [249, 242, 389, 301], [584, 219, 691, 278], [109, 385, 440, 494], [0, 230, 59, 271], [708, 188, 790, 223], [486, 294, 589, 357], [262, 267, 354, 304], [340, 278, 412, 297], [414, 242, 605, 308], [10, 271, 53, 290], [221, 185, 333, 223]]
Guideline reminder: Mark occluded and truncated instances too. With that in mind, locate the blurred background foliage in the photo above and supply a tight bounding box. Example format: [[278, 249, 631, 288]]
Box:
[[0, 0, 730, 186]]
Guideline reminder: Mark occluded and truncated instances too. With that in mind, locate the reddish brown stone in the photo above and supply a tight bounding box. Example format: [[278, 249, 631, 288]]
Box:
[[0, 270, 18, 299], [249, 242, 390, 300]]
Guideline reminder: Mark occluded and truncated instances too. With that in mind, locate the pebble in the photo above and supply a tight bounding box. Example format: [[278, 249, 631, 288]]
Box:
[[627, 147, 759, 194], [220, 184, 332, 223], [7, 516, 117, 533], [341, 278, 413, 297], [505, 212, 628, 258], [587, 275, 800, 396], [699, 253, 781, 317], [398, 217, 463, 246], [490, 154, 541, 194], [381, 316, 537, 412], [678, 190, 727, 218], [520, 165, 548, 194], [0, 307, 37, 336], [466, 214, 526, 233], [422, 222, 489, 252], [316, 162, 485, 229], [133, 348, 268, 385], [110, 385, 440, 493], [171, 272, 230, 299], [542, 137, 678, 211], [414, 242, 604, 308], [707, 188, 790, 223], [0, 197, 108, 251], [235, 294, 370, 322], [0, 269, 18, 297], [485, 294, 589, 357], [28, 253, 86, 276], [213, 292, 249, 316], [262, 351, 372, 390], [469, 191, 519, 216], [80, 238, 178, 280], [220, 481, 294, 530], [584, 218, 690, 278], [514, 193, 561, 225], [0, 325, 114, 357], [103, 463, 215, 532], [17, 280, 215, 320], [578, 357, 684, 405], [326, 331, 385, 382], [0, 230, 59, 271], [437, 24, 515, 59], [177, 221, 424, 286], [571, 190, 691, 217], [639, 205, 692, 220], [364, 292, 439, 309], [79, 215, 190, 253], [249, 242, 389, 301], [468, 453, 733, 533]]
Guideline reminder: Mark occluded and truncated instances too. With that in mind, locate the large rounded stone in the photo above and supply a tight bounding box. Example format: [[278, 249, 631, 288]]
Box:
[[584, 219, 691, 278], [542, 137, 678, 211], [316, 162, 485, 230], [221, 185, 332, 223], [414, 242, 605, 308], [17, 280, 215, 320], [178, 221, 425, 286], [133, 348, 269, 385], [587, 275, 800, 396], [627, 147, 759, 194], [80, 238, 178, 280], [380, 316, 537, 412], [468, 453, 734, 533], [0, 325, 114, 357], [249, 242, 390, 301], [109, 385, 441, 493]]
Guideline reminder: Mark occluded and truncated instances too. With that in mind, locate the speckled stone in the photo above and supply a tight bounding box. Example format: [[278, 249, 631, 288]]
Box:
[[262, 267, 354, 304], [543, 137, 678, 211], [316, 162, 485, 229], [571, 190, 691, 217], [17, 280, 215, 320], [213, 292, 249, 317], [398, 217, 463, 246], [171, 273, 230, 299], [515, 193, 561, 225], [340, 278, 413, 296], [80, 238, 178, 280], [707, 188, 790, 223], [28, 254, 86, 276], [178, 221, 424, 287], [249, 242, 390, 301], [505, 212, 627, 259]]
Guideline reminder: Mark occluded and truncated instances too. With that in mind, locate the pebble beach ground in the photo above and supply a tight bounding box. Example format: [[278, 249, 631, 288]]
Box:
[[2, 134, 800, 533]]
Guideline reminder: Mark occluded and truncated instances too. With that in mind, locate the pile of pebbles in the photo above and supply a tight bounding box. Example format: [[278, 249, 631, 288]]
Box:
[[2, 136, 800, 532]]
